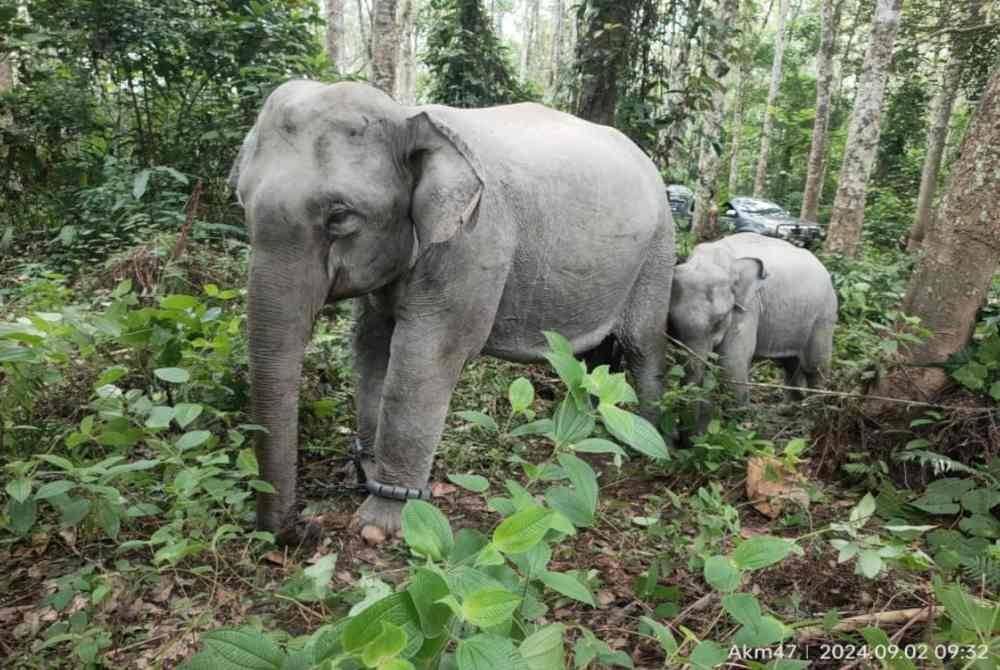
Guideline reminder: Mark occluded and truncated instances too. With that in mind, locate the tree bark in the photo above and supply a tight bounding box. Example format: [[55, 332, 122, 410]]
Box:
[[371, 0, 398, 95], [907, 54, 962, 252], [691, 0, 740, 240], [520, 0, 541, 81], [727, 64, 745, 195], [873, 65, 1000, 403], [800, 0, 843, 221], [549, 0, 565, 89], [396, 0, 416, 103], [574, 0, 637, 126], [325, 0, 346, 70], [822, 0, 902, 257], [662, 0, 701, 169], [751, 0, 790, 197]]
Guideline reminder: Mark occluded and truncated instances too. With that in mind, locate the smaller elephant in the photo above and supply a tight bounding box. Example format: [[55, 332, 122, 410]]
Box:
[[668, 233, 837, 435]]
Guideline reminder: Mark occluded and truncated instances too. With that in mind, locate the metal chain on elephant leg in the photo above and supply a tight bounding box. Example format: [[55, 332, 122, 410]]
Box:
[[351, 437, 432, 501]]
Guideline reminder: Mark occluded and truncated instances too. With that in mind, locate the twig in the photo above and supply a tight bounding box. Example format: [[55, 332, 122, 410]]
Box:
[[838, 606, 934, 670], [796, 607, 933, 642]]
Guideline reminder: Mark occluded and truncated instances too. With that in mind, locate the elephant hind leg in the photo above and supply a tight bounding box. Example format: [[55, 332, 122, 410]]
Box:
[[778, 357, 806, 401], [802, 319, 835, 390], [616, 227, 674, 425]]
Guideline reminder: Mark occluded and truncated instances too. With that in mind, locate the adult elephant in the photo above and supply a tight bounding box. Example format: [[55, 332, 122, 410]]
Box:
[[229, 81, 675, 542]]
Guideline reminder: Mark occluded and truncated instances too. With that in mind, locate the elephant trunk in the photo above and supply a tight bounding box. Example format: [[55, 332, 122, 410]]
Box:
[[247, 260, 314, 536], [682, 346, 713, 444]]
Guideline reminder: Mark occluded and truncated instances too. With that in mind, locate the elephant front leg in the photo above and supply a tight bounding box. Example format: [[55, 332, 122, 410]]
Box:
[[356, 324, 469, 535], [352, 300, 394, 480]]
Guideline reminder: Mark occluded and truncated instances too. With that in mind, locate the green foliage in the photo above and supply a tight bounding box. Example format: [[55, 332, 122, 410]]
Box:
[[947, 319, 1000, 401], [1, 0, 325, 265], [422, 0, 531, 108]]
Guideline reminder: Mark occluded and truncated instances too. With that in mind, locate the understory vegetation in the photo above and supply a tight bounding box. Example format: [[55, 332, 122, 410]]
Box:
[[2, 223, 998, 669]]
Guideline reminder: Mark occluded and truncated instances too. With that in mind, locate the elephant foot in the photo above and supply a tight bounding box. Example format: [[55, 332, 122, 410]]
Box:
[[356, 495, 405, 539]]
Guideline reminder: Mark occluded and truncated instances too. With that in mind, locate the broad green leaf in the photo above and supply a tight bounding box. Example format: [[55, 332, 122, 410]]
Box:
[[236, 449, 260, 477], [201, 628, 286, 669], [731, 536, 795, 571], [557, 453, 598, 517], [722, 593, 762, 627], [598, 404, 668, 460], [94, 498, 121, 540], [510, 419, 555, 438], [689, 640, 727, 669], [450, 528, 490, 563], [342, 593, 423, 654], [493, 506, 553, 554], [174, 402, 204, 429], [519, 623, 565, 670], [456, 410, 498, 433], [508, 377, 534, 414], [402, 500, 454, 561], [933, 581, 1000, 634], [539, 570, 595, 606], [58, 497, 91, 526], [544, 487, 592, 528], [542, 331, 574, 356], [639, 616, 677, 656], [581, 366, 636, 406], [146, 405, 175, 429], [848, 493, 877, 527], [455, 634, 520, 670], [703, 555, 741, 592], [7, 497, 36, 534], [280, 554, 337, 602], [960, 488, 1000, 514], [350, 576, 394, 616], [462, 588, 521, 628], [959, 513, 1000, 538], [508, 543, 552, 579], [160, 294, 199, 311], [6, 478, 32, 503], [155, 367, 191, 384], [407, 568, 452, 638], [361, 622, 407, 668], [176, 430, 211, 451], [447, 473, 489, 493], [572, 438, 627, 467], [552, 397, 595, 445], [925, 477, 976, 499], [96, 365, 128, 386], [857, 549, 883, 578], [35, 480, 75, 499], [474, 543, 505, 567]]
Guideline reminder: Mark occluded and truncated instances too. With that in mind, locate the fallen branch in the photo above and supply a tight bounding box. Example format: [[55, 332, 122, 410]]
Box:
[[796, 607, 933, 642]]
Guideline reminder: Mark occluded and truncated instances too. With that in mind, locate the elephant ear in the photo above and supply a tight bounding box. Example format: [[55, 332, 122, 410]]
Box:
[[406, 112, 484, 254], [731, 257, 767, 312], [228, 124, 259, 207]]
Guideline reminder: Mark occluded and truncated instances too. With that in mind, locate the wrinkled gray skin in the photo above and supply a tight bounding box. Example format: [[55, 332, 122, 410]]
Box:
[[230, 81, 674, 541], [669, 233, 837, 439]]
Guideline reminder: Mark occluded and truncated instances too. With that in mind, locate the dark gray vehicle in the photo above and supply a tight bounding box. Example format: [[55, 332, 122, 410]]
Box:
[[667, 184, 695, 228], [720, 197, 823, 248]]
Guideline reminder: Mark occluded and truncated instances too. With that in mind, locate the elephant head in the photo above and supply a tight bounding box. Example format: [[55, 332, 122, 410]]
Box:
[[229, 81, 483, 538], [668, 252, 767, 437]]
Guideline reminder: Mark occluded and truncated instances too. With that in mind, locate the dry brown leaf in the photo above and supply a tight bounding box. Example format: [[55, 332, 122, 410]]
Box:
[[431, 482, 457, 498], [262, 550, 287, 566], [597, 590, 616, 607], [746, 455, 809, 519]]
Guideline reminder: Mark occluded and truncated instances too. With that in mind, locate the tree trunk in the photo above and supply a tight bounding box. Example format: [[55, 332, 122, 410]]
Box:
[[549, 0, 565, 89], [662, 0, 701, 169], [907, 54, 962, 252], [396, 0, 416, 103], [357, 0, 372, 65], [520, 0, 541, 81], [873, 66, 1000, 404], [371, 0, 398, 95], [325, 0, 346, 70], [800, 0, 843, 221], [574, 0, 637, 126], [691, 0, 740, 241], [727, 64, 744, 195], [822, 0, 902, 258], [751, 0, 790, 197]]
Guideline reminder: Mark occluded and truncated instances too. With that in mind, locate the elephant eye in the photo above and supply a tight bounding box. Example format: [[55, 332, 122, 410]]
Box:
[[325, 205, 360, 237]]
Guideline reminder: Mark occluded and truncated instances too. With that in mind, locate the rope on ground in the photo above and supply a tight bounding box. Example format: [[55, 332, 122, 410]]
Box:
[[665, 335, 999, 415]]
